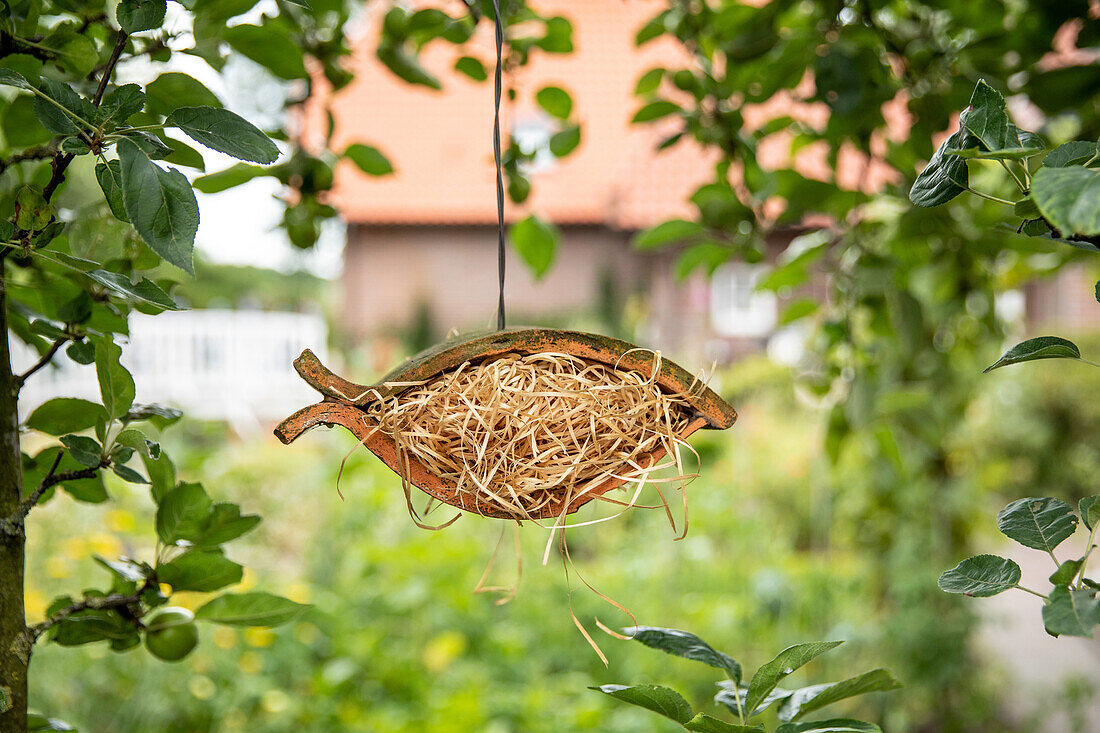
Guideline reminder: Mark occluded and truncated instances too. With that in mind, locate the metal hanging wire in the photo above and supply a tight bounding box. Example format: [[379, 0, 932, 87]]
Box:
[[491, 0, 506, 331]]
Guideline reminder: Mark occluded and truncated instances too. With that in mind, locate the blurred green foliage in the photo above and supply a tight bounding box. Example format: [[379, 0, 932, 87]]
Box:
[[21, 354, 1098, 731]]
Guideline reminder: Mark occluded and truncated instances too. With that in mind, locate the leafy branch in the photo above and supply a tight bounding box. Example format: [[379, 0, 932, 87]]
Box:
[[593, 627, 899, 732], [27, 579, 155, 643], [940, 496, 1100, 638], [0, 451, 107, 537], [13, 336, 69, 390]]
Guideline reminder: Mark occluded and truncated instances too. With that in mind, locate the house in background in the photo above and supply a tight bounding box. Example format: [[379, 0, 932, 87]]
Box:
[[310, 0, 1098, 370]]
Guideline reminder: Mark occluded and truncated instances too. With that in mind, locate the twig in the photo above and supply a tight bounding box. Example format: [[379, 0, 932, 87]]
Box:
[[28, 579, 153, 642], [0, 142, 58, 177], [14, 336, 68, 390], [39, 30, 128, 205], [1, 455, 107, 534], [93, 30, 129, 106]]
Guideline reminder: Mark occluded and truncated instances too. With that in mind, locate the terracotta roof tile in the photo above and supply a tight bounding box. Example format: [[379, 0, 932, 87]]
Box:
[[308, 0, 905, 230]]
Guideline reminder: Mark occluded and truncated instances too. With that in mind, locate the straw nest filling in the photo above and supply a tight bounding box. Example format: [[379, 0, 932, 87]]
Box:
[[363, 351, 699, 522]]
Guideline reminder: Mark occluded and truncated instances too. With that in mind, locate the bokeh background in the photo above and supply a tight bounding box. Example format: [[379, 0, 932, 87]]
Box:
[[11, 1, 1100, 731]]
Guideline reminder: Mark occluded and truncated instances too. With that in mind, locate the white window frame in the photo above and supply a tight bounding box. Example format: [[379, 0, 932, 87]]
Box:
[[709, 263, 777, 337]]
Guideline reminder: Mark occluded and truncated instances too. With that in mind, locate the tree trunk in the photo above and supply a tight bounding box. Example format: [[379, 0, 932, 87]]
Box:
[[0, 268, 28, 732]]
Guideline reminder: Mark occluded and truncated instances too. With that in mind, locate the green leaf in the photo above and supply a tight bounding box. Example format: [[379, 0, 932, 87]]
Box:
[[112, 463, 150, 484], [1050, 559, 1084, 586], [52, 609, 132, 646], [714, 684, 791, 717], [193, 503, 261, 548], [454, 56, 487, 81], [996, 497, 1078, 552], [94, 555, 152, 583], [125, 404, 183, 429], [117, 137, 199, 274], [745, 642, 843, 716], [60, 435, 102, 468], [15, 186, 50, 231], [0, 67, 34, 90], [95, 160, 129, 222], [224, 25, 309, 80], [509, 215, 559, 279], [343, 144, 394, 176], [1042, 586, 1100, 638], [93, 336, 135, 420], [624, 626, 741, 682], [163, 136, 207, 170], [549, 125, 581, 157], [156, 482, 213, 544], [122, 130, 173, 160], [27, 712, 76, 731], [945, 146, 1041, 161], [633, 219, 705, 249], [193, 163, 269, 194], [21, 386, 88, 430], [167, 106, 279, 165], [87, 270, 183, 311], [64, 340, 93, 364], [776, 720, 881, 733], [1013, 196, 1039, 219], [780, 299, 818, 326], [684, 713, 763, 732], [96, 84, 145, 129], [910, 128, 975, 207], [4, 96, 53, 147], [536, 16, 573, 53], [195, 592, 309, 627], [1043, 141, 1097, 169], [46, 32, 97, 78], [776, 669, 901, 722], [590, 684, 693, 725], [23, 446, 106, 504], [959, 80, 1014, 151], [145, 72, 222, 116], [143, 451, 176, 504], [159, 551, 243, 592], [1031, 165, 1100, 237], [983, 336, 1081, 372], [937, 555, 1021, 596], [117, 0, 167, 33], [376, 45, 441, 90], [536, 86, 572, 119], [635, 68, 664, 96], [1079, 496, 1100, 531], [632, 100, 681, 123], [34, 77, 93, 135]]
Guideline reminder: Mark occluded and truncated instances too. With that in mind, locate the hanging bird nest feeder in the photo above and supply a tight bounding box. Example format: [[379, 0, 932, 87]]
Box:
[[275, 328, 736, 524]]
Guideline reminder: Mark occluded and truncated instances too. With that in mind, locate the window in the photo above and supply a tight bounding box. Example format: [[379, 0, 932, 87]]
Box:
[[512, 116, 557, 174], [709, 263, 777, 337]]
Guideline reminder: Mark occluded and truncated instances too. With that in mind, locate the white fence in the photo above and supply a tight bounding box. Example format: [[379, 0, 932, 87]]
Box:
[[13, 309, 329, 430]]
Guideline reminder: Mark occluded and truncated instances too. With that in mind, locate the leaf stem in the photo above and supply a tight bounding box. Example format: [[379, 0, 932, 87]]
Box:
[[13, 337, 68, 390], [1014, 584, 1048, 600], [1047, 549, 1061, 570], [965, 187, 1016, 206], [998, 160, 1026, 193], [1073, 522, 1098, 589]]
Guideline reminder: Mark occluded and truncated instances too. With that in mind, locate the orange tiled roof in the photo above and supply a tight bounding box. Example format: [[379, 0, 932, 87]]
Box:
[[307, 0, 899, 230], [306, 0, 717, 229]]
